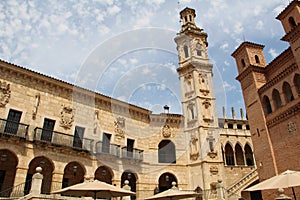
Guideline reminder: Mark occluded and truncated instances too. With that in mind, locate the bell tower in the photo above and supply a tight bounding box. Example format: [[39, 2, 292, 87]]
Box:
[[174, 7, 220, 190]]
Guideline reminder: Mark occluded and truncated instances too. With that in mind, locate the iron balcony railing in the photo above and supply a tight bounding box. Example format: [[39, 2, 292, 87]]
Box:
[[33, 127, 94, 152], [121, 147, 143, 161], [95, 141, 120, 157], [0, 118, 29, 139]]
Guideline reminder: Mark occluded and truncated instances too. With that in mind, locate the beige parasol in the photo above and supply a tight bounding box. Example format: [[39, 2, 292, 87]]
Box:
[[145, 182, 199, 200], [245, 170, 300, 199], [52, 180, 135, 200]]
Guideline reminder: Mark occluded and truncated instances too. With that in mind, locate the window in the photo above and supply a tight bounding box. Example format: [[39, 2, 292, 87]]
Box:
[[262, 95, 272, 114], [294, 74, 300, 96], [255, 55, 260, 64], [127, 139, 134, 158], [224, 143, 235, 166], [5, 109, 22, 135], [102, 133, 111, 153], [288, 17, 297, 29], [241, 59, 246, 67], [245, 144, 254, 166], [283, 82, 294, 103], [73, 126, 85, 149], [272, 89, 282, 109], [158, 140, 176, 163], [41, 118, 55, 142], [235, 144, 245, 165], [184, 45, 189, 58]]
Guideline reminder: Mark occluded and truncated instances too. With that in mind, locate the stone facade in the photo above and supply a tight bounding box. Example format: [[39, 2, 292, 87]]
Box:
[[0, 7, 257, 200], [232, 1, 300, 199]]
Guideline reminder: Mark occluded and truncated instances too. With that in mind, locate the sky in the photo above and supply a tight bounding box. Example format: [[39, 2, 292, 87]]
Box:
[[0, 0, 291, 119]]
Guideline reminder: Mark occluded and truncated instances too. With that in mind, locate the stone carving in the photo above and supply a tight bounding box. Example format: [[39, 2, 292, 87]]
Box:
[[198, 73, 209, 96], [161, 124, 172, 138], [0, 81, 11, 107], [287, 121, 297, 134], [32, 93, 40, 119], [190, 135, 199, 160], [184, 74, 194, 95], [60, 105, 74, 129], [115, 117, 125, 138], [202, 100, 212, 121], [210, 166, 219, 175], [93, 110, 100, 134]]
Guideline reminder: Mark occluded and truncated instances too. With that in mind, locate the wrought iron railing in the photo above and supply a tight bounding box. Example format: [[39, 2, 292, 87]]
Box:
[[0, 118, 29, 139], [95, 141, 120, 157], [121, 147, 143, 161], [0, 181, 28, 198], [33, 127, 94, 152]]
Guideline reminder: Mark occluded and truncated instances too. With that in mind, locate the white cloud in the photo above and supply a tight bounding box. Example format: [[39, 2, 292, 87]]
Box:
[[107, 5, 121, 15], [220, 42, 229, 51], [234, 22, 243, 34], [130, 58, 138, 64], [256, 20, 264, 30], [268, 48, 279, 59], [223, 81, 236, 92]]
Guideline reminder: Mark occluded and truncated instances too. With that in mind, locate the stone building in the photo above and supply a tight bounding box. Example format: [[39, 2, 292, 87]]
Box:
[[232, 0, 300, 199], [0, 7, 257, 200]]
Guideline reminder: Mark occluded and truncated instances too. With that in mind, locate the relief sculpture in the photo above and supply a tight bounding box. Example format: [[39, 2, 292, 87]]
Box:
[[60, 105, 74, 129], [0, 81, 11, 107]]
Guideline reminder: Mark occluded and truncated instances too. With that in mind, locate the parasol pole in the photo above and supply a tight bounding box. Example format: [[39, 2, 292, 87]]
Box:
[[292, 187, 296, 200], [94, 191, 97, 200]]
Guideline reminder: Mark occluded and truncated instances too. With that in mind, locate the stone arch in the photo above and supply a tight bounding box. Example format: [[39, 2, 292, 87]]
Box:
[[0, 149, 18, 197], [283, 81, 294, 103], [158, 140, 176, 164], [272, 89, 282, 110], [245, 143, 254, 166], [288, 16, 297, 29], [235, 143, 245, 166], [94, 165, 113, 184], [121, 170, 137, 199], [294, 73, 300, 96], [262, 95, 272, 114], [224, 143, 235, 166], [158, 172, 178, 192], [24, 156, 54, 195], [62, 161, 85, 188]]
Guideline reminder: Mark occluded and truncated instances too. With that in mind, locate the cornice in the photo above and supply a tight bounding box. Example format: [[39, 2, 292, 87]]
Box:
[[258, 63, 298, 94], [281, 23, 300, 42], [231, 41, 264, 58], [236, 65, 265, 82], [276, 0, 300, 20], [266, 101, 300, 128], [0, 59, 152, 121]]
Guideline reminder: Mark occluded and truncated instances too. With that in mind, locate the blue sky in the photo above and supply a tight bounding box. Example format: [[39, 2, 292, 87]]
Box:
[[0, 0, 290, 118]]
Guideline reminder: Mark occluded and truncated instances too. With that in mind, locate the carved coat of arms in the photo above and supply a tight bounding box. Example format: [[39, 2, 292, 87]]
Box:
[[161, 124, 172, 138], [60, 105, 74, 129], [115, 117, 125, 138], [0, 81, 11, 107]]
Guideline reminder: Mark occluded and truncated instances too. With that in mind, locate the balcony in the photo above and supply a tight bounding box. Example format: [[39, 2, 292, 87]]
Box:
[[95, 141, 120, 157], [33, 127, 94, 152], [0, 118, 29, 139], [121, 147, 143, 161]]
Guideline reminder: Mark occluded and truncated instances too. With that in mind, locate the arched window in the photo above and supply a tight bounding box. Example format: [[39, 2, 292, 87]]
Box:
[[184, 45, 189, 58], [255, 55, 260, 64], [95, 166, 112, 184], [272, 89, 282, 110], [241, 59, 246, 67], [262, 95, 272, 114], [158, 173, 177, 192], [289, 17, 297, 29], [245, 144, 254, 166], [283, 82, 294, 103], [235, 144, 245, 165], [294, 74, 300, 96], [158, 140, 176, 163], [225, 143, 235, 166]]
